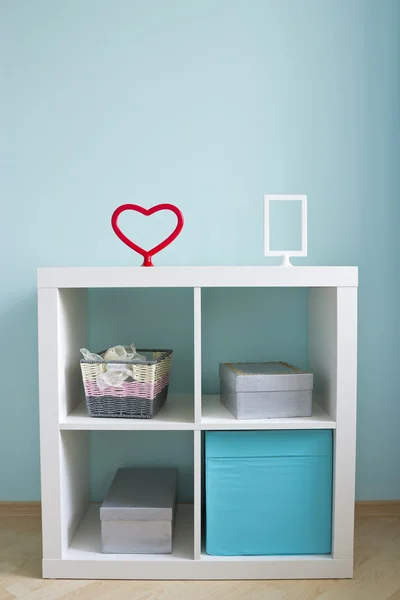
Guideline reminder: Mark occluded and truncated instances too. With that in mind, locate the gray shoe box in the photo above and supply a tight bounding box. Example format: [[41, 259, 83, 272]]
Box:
[[219, 362, 313, 420], [100, 467, 177, 554]]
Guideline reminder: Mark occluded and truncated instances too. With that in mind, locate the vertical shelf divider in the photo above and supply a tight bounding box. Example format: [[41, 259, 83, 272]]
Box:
[[194, 430, 202, 560], [193, 287, 202, 559], [194, 287, 202, 424]]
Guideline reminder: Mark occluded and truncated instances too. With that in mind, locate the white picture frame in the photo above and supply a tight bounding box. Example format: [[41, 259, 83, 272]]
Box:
[[264, 194, 307, 267]]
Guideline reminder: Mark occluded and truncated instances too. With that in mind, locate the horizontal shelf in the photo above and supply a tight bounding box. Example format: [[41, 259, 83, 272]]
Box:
[[60, 394, 194, 430], [200, 550, 333, 562], [60, 394, 335, 431], [43, 555, 352, 580], [38, 265, 358, 289], [201, 396, 336, 430], [66, 504, 193, 561]]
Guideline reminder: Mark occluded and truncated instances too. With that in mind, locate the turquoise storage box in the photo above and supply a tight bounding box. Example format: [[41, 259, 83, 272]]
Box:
[[205, 430, 332, 556]]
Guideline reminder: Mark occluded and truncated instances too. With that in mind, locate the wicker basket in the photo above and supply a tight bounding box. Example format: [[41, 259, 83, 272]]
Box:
[[80, 349, 173, 419]]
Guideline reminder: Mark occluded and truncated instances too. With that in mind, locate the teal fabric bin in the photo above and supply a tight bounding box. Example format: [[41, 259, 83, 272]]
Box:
[[205, 430, 332, 556]]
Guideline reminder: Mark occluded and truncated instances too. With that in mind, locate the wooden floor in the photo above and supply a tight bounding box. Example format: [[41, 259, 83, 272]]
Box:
[[0, 515, 399, 600]]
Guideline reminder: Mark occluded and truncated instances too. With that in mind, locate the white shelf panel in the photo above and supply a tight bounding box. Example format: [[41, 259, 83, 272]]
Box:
[[201, 395, 336, 430], [200, 551, 332, 562], [37, 265, 358, 289], [60, 394, 195, 430], [66, 504, 194, 561]]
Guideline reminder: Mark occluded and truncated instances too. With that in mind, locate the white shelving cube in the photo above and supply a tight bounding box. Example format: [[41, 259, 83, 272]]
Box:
[[37, 266, 358, 579]]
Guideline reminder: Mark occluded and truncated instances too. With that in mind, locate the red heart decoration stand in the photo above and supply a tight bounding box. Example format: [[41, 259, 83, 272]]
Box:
[[111, 203, 184, 266]]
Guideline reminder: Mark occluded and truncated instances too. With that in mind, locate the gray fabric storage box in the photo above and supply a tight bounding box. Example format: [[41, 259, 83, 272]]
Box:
[[219, 362, 313, 419], [100, 467, 177, 554]]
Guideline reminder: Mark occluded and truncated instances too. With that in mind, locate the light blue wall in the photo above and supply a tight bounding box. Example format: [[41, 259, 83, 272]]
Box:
[[1, 0, 399, 501]]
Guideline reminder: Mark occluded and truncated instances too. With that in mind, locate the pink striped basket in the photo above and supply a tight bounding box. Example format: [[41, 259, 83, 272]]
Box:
[[80, 349, 173, 419]]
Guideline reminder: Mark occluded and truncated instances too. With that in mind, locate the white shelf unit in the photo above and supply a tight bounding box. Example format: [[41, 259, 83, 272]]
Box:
[[37, 266, 358, 580]]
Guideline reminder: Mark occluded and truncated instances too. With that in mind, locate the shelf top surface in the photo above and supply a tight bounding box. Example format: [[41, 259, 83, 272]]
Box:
[[201, 396, 336, 430], [60, 395, 335, 431], [60, 394, 195, 431], [38, 265, 358, 289]]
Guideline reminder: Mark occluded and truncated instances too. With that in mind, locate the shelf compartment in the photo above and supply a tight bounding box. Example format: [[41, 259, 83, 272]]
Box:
[[66, 503, 194, 561], [201, 395, 336, 430], [47, 502, 352, 580], [60, 394, 195, 430]]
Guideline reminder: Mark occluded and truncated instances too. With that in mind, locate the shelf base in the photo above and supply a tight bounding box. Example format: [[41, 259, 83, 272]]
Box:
[[43, 556, 353, 580], [43, 504, 353, 579]]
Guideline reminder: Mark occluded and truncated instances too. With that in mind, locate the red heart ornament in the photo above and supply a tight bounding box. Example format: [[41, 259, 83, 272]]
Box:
[[111, 203, 184, 267]]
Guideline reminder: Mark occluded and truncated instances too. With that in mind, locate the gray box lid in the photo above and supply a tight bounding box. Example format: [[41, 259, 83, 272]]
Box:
[[219, 362, 313, 393], [100, 468, 177, 522]]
